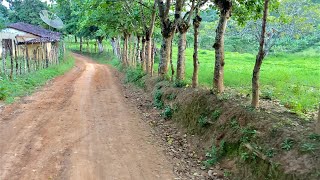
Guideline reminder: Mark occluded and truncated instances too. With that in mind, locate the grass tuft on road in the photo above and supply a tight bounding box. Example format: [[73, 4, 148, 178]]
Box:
[[0, 52, 75, 103]]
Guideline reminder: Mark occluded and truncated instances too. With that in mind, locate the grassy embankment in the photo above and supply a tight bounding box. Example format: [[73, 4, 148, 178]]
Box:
[[0, 52, 75, 103]]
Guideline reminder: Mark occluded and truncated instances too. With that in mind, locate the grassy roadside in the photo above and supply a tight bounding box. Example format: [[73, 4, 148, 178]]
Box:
[[0, 52, 75, 103]]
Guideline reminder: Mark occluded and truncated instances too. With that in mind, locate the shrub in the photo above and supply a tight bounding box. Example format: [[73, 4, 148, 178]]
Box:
[[174, 80, 187, 88], [153, 89, 164, 109], [162, 106, 173, 120], [212, 109, 222, 121], [0, 85, 8, 100], [124, 68, 146, 88], [203, 140, 226, 168], [198, 116, 210, 127], [281, 138, 294, 151], [167, 93, 177, 100]]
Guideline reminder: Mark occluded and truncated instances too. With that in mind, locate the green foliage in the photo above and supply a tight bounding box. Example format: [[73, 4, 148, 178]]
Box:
[[230, 117, 241, 130], [153, 89, 164, 109], [281, 138, 295, 151], [198, 116, 210, 127], [240, 152, 250, 161], [300, 143, 317, 153], [162, 106, 173, 120], [204, 140, 226, 168], [211, 109, 222, 121], [265, 148, 276, 158], [309, 133, 320, 141], [261, 88, 274, 100], [170, 47, 320, 113], [167, 93, 177, 101], [0, 85, 8, 100], [8, 0, 48, 26], [174, 80, 187, 88], [241, 128, 257, 143], [124, 67, 146, 88]]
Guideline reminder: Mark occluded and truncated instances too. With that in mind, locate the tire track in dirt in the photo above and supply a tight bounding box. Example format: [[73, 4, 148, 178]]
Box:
[[0, 53, 174, 180]]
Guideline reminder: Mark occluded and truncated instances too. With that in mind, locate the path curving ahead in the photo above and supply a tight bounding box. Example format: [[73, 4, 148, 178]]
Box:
[[0, 53, 174, 180]]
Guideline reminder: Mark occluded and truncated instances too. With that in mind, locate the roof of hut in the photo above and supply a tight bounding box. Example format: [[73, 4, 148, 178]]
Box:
[[7, 22, 61, 42]]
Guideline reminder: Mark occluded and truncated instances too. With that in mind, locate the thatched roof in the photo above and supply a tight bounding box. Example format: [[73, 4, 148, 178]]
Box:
[[7, 22, 61, 42]]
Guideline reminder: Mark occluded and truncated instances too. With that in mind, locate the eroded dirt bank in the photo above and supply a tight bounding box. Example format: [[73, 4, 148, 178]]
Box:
[[0, 53, 174, 180]]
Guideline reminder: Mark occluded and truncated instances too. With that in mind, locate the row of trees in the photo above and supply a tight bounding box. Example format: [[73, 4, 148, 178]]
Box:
[[64, 0, 278, 109], [49, 0, 318, 108]]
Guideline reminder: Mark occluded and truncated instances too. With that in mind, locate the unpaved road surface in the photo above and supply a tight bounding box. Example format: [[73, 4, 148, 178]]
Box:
[[0, 54, 174, 180]]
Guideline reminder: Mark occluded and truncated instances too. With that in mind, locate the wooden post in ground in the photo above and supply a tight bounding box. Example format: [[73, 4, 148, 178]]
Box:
[[9, 40, 13, 80], [25, 42, 30, 73], [14, 41, 18, 76], [1, 40, 7, 75]]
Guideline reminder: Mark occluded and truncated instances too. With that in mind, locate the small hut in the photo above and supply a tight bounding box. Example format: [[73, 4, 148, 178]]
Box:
[[0, 22, 61, 69]]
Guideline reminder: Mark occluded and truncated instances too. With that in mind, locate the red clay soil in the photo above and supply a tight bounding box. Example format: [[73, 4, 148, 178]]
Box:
[[0, 53, 175, 180]]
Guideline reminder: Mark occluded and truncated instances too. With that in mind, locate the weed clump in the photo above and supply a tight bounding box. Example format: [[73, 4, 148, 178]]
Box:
[[153, 89, 164, 109], [211, 109, 222, 121], [162, 106, 173, 120], [281, 138, 294, 151], [0, 85, 8, 100], [174, 80, 187, 88], [204, 140, 226, 168], [124, 68, 146, 88]]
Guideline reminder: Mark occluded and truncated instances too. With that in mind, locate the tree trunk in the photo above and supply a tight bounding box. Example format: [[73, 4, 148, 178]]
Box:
[[97, 37, 104, 53], [213, 2, 231, 93], [146, 39, 152, 73], [157, 0, 182, 79], [151, 39, 155, 76], [122, 33, 129, 66], [136, 36, 141, 64], [176, 30, 187, 81], [192, 12, 201, 88], [86, 40, 89, 53], [251, 0, 269, 108], [170, 38, 174, 81], [158, 35, 173, 79], [146, 0, 157, 74], [75, 36, 77, 43], [80, 37, 83, 52], [141, 37, 146, 71], [111, 38, 118, 57]]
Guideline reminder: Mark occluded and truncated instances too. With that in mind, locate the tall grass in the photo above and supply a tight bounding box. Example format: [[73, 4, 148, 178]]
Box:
[[0, 52, 75, 103]]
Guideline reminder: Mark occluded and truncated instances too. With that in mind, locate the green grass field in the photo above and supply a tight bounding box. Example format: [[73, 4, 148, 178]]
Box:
[[0, 52, 75, 103], [66, 41, 320, 113], [170, 46, 320, 113]]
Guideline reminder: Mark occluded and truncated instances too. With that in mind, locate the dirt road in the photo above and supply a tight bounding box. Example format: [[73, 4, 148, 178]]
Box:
[[0, 54, 175, 180]]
